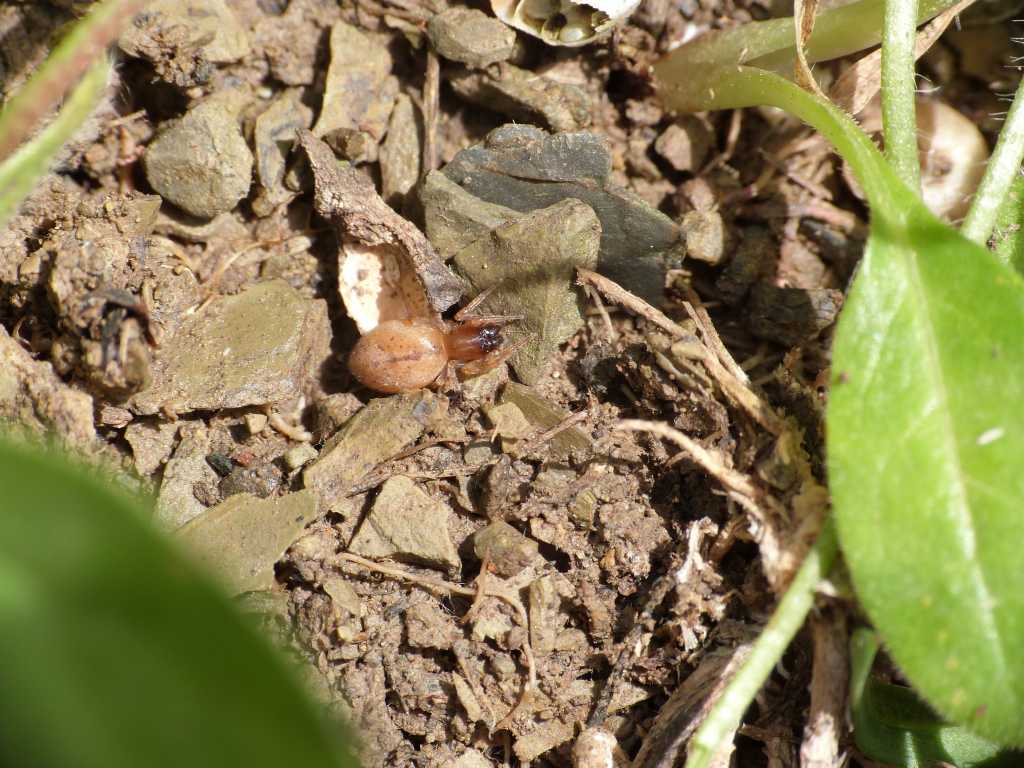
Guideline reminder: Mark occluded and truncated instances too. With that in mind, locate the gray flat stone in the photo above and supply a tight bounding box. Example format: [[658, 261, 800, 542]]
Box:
[[452, 198, 600, 384], [130, 280, 331, 415], [442, 124, 682, 302], [155, 424, 216, 530], [313, 21, 397, 143], [427, 8, 516, 68], [379, 94, 422, 209], [420, 170, 520, 259], [125, 419, 178, 476], [303, 390, 444, 513]]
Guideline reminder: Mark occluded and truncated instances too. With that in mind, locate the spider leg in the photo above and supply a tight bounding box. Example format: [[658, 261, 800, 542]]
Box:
[[438, 359, 460, 393], [453, 285, 499, 321]]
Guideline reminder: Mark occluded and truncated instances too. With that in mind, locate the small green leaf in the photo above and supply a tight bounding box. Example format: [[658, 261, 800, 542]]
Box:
[[0, 439, 359, 768], [829, 205, 1024, 744], [850, 629, 1022, 767]]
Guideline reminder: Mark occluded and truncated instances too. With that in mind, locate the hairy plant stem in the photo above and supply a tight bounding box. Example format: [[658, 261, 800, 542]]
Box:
[[962, 77, 1024, 248], [0, 59, 110, 229], [881, 0, 921, 189], [0, 0, 148, 164], [685, 520, 839, 768]]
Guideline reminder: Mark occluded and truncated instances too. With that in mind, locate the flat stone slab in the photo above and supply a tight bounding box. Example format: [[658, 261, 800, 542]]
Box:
[[130, 280, 331, 415], [453, 198, 599, 384], [303, 391, 444, 513], [176, 489, 317, 594], [348, 476, 460, 572]]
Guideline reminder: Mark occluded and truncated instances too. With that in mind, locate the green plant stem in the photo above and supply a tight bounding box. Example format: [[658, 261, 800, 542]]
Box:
[[962, 77, 1024, 247], [684, 519, 839, 768], [0, 0, 148, 164], [881, 0, 921, 189], [655, 63, 904, 215], [664, 0, 958, 71], [0, 58, 110, 229]]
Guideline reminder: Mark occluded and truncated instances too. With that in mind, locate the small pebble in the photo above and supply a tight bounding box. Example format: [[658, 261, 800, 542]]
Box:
[[245, 412, 269, 436], [283, 442, 318, 471]]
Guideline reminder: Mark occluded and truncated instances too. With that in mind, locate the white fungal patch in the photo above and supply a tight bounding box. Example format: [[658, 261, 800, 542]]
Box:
[[492, 0, 638, 47]]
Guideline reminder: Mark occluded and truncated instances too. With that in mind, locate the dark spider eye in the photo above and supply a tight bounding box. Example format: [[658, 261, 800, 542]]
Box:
[[477, 325, 502, 353]]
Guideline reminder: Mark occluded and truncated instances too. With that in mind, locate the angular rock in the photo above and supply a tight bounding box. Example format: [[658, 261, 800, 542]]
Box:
[[442, 125, 682, 302], [454, 749, 492, 768], [125, 419, 178, 476], [252, 0, 338, 86], [176, 489, 317, 594], [680, 208, 728, 265], [379, 94, 422, 209], [303, 390, 444, 512], [0, 326, 95, 450], [283, 442, 318, 471], [427, 8, 516, 68], [404, 600, 459, 649], [130, 280, 331, 415], [500, 382, 592, 461], [252, 91, 312, 216], [155, 424, 217, 530], [473, 519, 540, 577], [448, 64, 590, 133], [746, 283, 844, 346], [420, 170, 520, 259], [482, 402, 533, 453], [322, 127, 377, 164], [453, 198, 599, 383], [348, 476, 460, 571], [514, 718, 576, 762], [144, 96, 253, 219], [654, 116, 713, 173], [313, 21, 397, 144]]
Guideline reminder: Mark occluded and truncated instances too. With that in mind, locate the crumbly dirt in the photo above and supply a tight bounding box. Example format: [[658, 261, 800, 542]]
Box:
[[1, 1, 1016, 766]]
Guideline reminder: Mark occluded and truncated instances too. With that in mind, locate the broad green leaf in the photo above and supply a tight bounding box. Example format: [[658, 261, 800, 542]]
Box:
[[829, 197, 1024, 745], [656, 53, 1024, 745], [850, 629, 1022, 767], [0, 438, 359, 768]]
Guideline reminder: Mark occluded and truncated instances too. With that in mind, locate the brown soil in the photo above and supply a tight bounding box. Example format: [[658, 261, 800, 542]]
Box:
[[0, 1, 1014, 766]]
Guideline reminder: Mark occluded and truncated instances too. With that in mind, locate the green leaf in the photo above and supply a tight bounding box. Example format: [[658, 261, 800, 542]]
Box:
[[850, 629, 1022, 767], [829, 201, 1024, 745], [656, 39, 1024, 748], [0, 438, 359, 768]]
